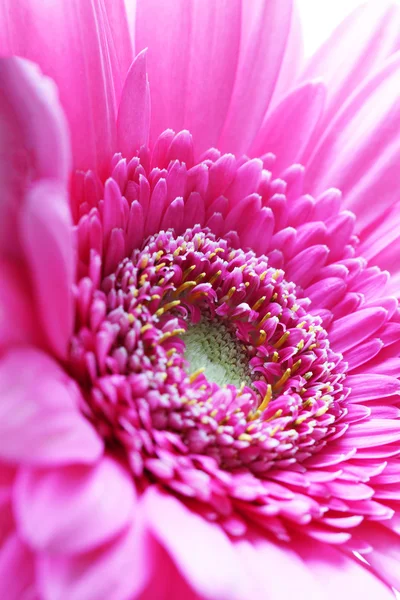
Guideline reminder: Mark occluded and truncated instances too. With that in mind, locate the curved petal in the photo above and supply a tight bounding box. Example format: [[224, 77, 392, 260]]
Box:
[[135, 0, 241, 157], [0, 57, 70, 258], [0, 0, 132, 175], [14, 456, 136, 554], [117, 49, 150, 159], [0, 534, 36, 600], [304, 52, 400, 232], [20, 180, 75, 359], [249, 80, 326, 175], [37, 516, 154, 600], [300, 0, 400, 163], [143, 486, 249, 600], [0, 348, 103, 465], [218, 0, 294, 156]]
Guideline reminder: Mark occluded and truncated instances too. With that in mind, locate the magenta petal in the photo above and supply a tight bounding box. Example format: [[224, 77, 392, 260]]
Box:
[[250, 81, 326, 174], [135, 0, 241, 157], [0, 534, 36, 600], [0, 0, 132, 175], [20, 180, 75, 359], [0, 260, 37, 349], [0, 348, 103, 465], [0, 57, 70, 258], [143, 486, 248, 600], [15, 456, 136, 554], [117, 50, 150, 159]]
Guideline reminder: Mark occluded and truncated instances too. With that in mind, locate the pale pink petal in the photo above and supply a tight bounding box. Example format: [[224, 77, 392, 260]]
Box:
[[300, 0, 400, 162], [0, 57, 70, 258], [269, 1, 304, 106], [14, 456, 136, 554], [20, 180, 75, 359], [249, 81, 326, 174], [143, 486, 248, 600], [117, 49, 150, 159], [135, 0, 241, 156], [0, 348, 103, 465], [218, 0, 294, 155], [304, 52, 400, 231], [38, 517, 154, 600], [0, 0, 132, 174], [0, 534, 36, 600]]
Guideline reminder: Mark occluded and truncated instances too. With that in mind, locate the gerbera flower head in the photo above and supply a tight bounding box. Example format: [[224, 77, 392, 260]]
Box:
[[1, 1, 400, 599]]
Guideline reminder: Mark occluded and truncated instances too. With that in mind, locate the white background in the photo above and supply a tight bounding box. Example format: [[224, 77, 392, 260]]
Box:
[[298, 0, 367, 56]]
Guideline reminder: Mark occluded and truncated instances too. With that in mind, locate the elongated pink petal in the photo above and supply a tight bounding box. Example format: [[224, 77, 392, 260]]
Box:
[[117, 49, 150, 159], [0, 534, 36, 600], [0, 348, 103, 465], [20, 180, 74, 359], [250, 81, 326, 174], [0, 57, 70, 258], [304, 52, 400, 231], [329, 308, 388, 353], [218, 0, 294, 155], [135, 0, 241, 156], [300, 0, 400, 163], [15, 457, 136, 554], [0, 0, 132, 175], [144, 486, 248, 600]]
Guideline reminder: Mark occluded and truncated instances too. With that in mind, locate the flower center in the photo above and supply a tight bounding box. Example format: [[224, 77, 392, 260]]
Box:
[[69, 225, 348, 476], [184, 318, 252, 389]]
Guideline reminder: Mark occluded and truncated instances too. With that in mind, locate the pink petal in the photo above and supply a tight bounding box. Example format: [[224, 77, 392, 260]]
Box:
[[20, 180, 75, 359], [329, 308, 388, 353], [0, 348, 103, 465], [300, 0, 400, 163], [143, 486, 248, 600], [0, 259, 37, 349], [135, 0, 241, 157], [250, 81, 326, 175], [346, 375, 400, 402], [0, 534, 36, 600], [38, 517, 154, 600], [15, 456, 136, 554], [0, 57, 70, 258], [218, 0, 294, 155], [0, 0, 132, 175], [304, 52, 400, 232], [117, 49, 150, 159]]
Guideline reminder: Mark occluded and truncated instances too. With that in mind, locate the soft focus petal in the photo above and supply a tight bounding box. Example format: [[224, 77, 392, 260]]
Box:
[[38, 516, 154, 600], [0, 56, 70, 257], [0, 348, 103, 465], [218, 0, 294, 155], [300, 0, 400, 162], [0, 259, 37, 349], [304, 52, 400, 231], [14, 456, 136, 554], [249, 80, 326, 174], [135, 0, 241, 157], [20, 180, 75, 359], [0, 0, 132, 175], [117, 49, 150, 159], [0, 534, 36, 600], [144, 486, 248, 600]]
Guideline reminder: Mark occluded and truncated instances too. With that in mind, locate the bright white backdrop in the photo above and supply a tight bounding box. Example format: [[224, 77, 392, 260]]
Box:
[[298, 0, 367, 56]]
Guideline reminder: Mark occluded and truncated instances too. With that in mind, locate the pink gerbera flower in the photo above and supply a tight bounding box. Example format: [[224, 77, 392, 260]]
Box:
[[2, 0, 400, 598]]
